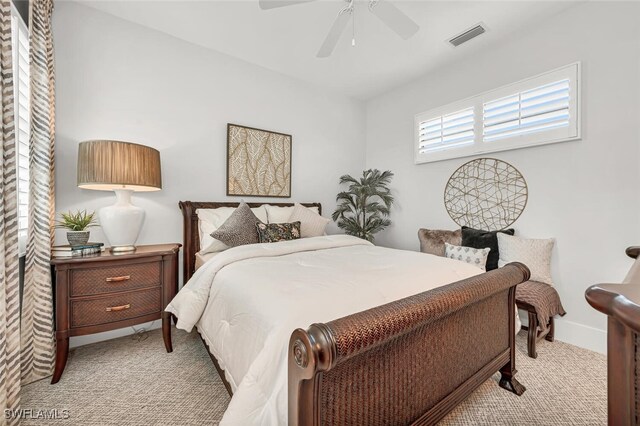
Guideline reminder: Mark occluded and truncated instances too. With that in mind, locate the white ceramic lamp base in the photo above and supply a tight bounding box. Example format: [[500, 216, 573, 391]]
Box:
[[99, 189, 145, 252]]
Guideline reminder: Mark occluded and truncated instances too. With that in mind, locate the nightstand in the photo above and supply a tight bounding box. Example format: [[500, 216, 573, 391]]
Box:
[[50, 243, 181, 384]]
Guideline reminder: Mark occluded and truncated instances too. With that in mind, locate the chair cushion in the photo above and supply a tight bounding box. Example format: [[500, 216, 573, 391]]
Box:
[[516, 280, 566, 331]]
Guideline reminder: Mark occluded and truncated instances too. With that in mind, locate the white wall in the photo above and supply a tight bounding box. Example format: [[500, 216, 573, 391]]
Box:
[[365, 2, 640, 354], [53, 2, 366, 347], [55, 1, 639, 353]]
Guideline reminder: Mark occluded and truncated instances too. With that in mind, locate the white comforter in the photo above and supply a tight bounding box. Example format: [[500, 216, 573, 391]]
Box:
[[166, 235, 483, 425]]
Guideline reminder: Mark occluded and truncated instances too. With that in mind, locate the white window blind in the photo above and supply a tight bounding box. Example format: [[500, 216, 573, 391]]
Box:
[[483, 79, 570, 142], [415, 63, 580, 164], [418, 107, 474, 153], [12, 7, 29, 249]]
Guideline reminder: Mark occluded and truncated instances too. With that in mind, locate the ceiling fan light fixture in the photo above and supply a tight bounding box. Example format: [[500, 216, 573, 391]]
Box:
[[260, 0, 420, 58]]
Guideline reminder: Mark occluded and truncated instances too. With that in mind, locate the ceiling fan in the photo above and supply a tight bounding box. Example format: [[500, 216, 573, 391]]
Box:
[[259, 0, 420, 58]]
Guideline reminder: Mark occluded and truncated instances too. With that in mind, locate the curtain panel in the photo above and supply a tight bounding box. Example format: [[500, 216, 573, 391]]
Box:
[[22, 0, 55, 384], [0, 0, 20, 423]]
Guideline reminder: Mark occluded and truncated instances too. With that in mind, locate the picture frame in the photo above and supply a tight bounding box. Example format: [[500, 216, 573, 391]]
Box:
[[226, 123, 292, 198]]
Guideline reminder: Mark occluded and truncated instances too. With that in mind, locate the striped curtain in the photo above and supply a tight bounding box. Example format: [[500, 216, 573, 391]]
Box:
[[0, 0, 20, 422], [21, 0, 55, 384]]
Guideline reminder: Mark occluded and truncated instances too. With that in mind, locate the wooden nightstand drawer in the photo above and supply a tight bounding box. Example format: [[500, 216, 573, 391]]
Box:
[[70, 261, 161, 297], [70, 287, 162, 328]]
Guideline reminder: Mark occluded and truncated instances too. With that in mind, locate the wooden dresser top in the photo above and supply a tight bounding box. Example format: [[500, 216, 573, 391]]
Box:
[[50, 243, 181, 265]]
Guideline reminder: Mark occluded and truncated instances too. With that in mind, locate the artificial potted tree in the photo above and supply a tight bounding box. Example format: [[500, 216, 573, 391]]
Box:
[[332, 169, 394, 242], [56, 210, 98, 247]]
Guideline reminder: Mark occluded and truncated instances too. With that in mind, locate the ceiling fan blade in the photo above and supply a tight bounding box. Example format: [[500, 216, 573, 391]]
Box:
[[369, 0, 419, 40], [259, 0, 316, 10], [316, 9, 351, 58]]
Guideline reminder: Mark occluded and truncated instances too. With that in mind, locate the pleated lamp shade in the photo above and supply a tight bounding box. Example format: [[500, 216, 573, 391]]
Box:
[[77, 140, 162, 192]]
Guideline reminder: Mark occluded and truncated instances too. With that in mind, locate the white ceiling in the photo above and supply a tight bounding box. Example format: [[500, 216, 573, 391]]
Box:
[[78, 0, 580, 100]]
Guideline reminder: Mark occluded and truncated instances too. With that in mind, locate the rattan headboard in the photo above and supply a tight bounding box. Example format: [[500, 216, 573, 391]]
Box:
[[178, 201, 322, 283]]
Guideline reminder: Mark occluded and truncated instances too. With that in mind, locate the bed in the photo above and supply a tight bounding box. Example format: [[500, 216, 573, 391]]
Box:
[[170, 201, 529, 425]]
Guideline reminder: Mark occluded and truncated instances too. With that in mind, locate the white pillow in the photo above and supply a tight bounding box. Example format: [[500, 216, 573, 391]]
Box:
[[287, 203, 330, 238], [497, 233, 555, 286], [444, 243, 490, 271], [198, 206, 268, 253], [265, 204, 319, 224]]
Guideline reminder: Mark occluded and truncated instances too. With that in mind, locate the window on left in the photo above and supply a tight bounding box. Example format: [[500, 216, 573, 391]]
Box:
[[11, 4, 29, 255]]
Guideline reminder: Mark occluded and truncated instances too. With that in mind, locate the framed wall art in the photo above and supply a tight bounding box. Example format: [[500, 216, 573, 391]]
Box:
[[226, 123, 292, 198]]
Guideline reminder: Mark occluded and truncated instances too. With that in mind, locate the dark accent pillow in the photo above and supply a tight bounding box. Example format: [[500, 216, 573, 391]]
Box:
[[461, 226, 515, 271], [256, 222, 301, 243], [210, 201, 261, 247], [418, 228, 462, 257]]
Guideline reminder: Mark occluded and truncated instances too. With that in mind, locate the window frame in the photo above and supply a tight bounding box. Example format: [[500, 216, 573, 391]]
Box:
[[414, 62, 581, 164]]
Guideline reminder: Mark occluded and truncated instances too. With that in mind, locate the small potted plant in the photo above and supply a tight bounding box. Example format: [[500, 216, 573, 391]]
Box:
[[56, 210, 98, 246]]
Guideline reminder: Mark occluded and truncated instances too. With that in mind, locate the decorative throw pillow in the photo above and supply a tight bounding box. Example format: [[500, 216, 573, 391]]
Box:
[[418, 228, 462, 257], [210, 202, 261, 248], [198, 206, 268, 253], [287, 203, 330, 238], [256, 221, 301, 243], [461, 226, 515, 271], [444, 243, 491, 271], [265, 205, 319, 224], [497, 234, 555, 286]]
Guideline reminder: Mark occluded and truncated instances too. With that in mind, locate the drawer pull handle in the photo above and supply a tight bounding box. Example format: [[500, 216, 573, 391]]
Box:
[[105, 304, 131, 312], [106, 275, 130, 283]]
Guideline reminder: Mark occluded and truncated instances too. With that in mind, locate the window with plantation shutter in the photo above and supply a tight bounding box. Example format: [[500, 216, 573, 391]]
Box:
[[415, 63, 580, 164], [418, 107, 474, 153], [483, 79, 570, 142], [12, 5, 29, 254]]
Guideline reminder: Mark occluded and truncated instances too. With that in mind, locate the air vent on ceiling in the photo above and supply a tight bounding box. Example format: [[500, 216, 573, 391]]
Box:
[[449, 24, 486, 47]]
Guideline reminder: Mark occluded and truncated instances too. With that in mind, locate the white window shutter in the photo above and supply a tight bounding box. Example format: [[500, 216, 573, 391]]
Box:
[[483, 79, 570, 142], [414, 63, 580, 164], [418, 107, 475, 153], [12, 8, 30, 251]]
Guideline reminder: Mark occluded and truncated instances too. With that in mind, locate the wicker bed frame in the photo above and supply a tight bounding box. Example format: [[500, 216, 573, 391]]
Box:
[[178, 201, 528, 425]]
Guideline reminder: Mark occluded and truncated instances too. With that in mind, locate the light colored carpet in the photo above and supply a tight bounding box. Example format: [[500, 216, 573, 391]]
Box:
[[21, 328, 606, 425]]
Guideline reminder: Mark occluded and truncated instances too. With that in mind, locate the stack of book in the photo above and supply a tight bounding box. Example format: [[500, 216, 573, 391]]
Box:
[[52, 242, 105, 258]]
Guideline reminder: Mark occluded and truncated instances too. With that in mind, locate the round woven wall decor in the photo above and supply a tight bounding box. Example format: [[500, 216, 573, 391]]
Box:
[[444, 158, 528, 231]]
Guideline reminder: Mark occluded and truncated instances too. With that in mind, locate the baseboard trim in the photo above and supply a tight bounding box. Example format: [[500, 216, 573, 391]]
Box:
[[552, 319, 606, 354], [519, 313, 606, 354], [73, 320, 607, 353]]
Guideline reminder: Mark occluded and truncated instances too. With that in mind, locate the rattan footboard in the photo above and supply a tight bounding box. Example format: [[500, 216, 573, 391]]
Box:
[[288, 262, 530, 426]]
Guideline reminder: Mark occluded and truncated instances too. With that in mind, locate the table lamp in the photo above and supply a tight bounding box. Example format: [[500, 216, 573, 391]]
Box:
[[77, 140, 162, 252]]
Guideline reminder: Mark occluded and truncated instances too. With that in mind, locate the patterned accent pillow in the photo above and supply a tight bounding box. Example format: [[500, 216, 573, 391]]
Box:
[[444, 243, 491, 271], [256, 222, 301, 243], [287, 203, 330, 238], [210, 201, 261, 248], [198, 206, 268, 253], [461, 226, 515, 271], [497, 233, 555, 285]]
